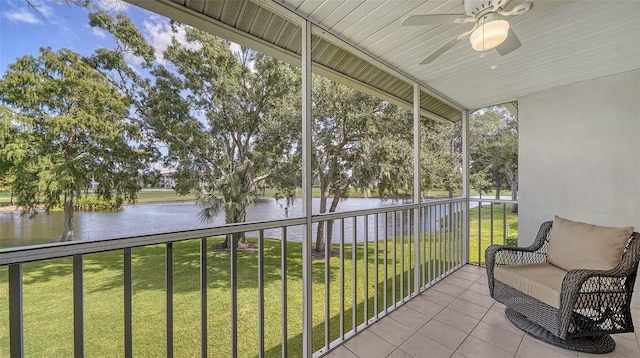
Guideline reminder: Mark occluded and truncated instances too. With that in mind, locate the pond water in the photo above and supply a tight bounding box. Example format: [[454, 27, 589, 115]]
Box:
[[2, 197, 452, 248]]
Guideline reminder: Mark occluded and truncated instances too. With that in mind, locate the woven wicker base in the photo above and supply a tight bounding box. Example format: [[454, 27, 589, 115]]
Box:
[[505, 307, 616, 354]]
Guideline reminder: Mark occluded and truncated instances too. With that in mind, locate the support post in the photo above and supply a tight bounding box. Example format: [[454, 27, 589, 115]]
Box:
[[413, 83, 421, 294], [301, 18, 313, 358], [462, 110, 470, 264]]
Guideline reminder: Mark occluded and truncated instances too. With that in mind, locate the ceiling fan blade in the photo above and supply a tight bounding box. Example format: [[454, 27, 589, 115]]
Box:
[[500, 2, 533, 16], [420, 37, 460, 64], [495, 28, 521, 56], [402, 14, 466, 26]]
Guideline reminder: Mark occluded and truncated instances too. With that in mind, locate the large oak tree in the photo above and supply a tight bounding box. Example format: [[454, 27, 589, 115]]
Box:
[[0, 48, 149, 240]]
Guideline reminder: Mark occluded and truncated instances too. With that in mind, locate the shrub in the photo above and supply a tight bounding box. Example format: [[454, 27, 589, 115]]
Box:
[[74, 197, 122, 211], [506, 232, 518, 247]]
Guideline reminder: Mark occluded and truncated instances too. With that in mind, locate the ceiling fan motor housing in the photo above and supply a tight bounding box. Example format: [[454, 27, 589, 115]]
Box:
[[465, 0, 510, 16]]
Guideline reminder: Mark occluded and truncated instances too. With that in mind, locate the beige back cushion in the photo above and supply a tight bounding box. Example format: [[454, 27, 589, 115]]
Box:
[[547, 216, 633, 271]]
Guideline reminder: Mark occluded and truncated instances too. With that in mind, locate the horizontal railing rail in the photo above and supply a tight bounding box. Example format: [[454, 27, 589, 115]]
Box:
[[1, 198, 468, 358], [0, 218, 307, 265]]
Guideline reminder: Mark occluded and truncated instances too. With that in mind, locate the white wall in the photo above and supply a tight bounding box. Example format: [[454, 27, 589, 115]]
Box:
[[518, 70, 640, 305]]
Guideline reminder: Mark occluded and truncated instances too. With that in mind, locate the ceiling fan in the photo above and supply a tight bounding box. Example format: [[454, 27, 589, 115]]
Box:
[[402, 0, 533, 64]]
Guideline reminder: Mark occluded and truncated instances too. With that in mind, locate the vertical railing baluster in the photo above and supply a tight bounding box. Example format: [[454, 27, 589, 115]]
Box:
[[503, 203, 507, 245], [452, 203, 457, 269], [434, 205, 438, 279], [429, 206, 434, 285], [281, 227, 288, 358], [383, 213, 388, 313], [352, 216, 357, 332], [259, 231, 265, 358], [400, 210, 404, 302], [324, 222, 330, 350], [454, 202, 460, 266], [406, 210, 411, 298], [340, 218, 346, 340], [457, 202, 462, 267], [478, 202, 482, 265], [340, 218, 345, 339], [449, 203, 453, 273], [364, 215, 369, 324], [231, 235, 238, 358], [200, 238, 208, 358], [73, 255, 84, 358], [166, 243, 173, 358], [124, 248, 132, 358], [374, 214, 379, 319], [9, 263, 24, 358], [414, 206, 420, 295], [490, 202, 495, 247], [420, 207, 429, 288], [445, 204, 449, 274], [392, 211, 396, 307], [438, 205, 443, 279]]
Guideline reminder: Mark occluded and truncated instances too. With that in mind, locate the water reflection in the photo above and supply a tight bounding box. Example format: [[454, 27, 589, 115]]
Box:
[[0, 198, 469, 248], [0, 198, 393, 247]]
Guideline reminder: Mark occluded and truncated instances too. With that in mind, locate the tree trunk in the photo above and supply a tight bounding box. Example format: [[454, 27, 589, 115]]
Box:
[[495, 187, 501, 200], [315, 194, 329, 252], [323, 196, 341, 251], [61, 190, 74, 241], [448, 190, 454, 199], [315, 192, 341, 253], [10, 191, 14, 205], [222, 207, 248, 250]]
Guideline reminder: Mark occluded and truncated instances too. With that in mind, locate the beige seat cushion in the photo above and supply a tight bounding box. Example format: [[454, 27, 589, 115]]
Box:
[[494, 262, 566, 308], [547, 215, 633, 271]]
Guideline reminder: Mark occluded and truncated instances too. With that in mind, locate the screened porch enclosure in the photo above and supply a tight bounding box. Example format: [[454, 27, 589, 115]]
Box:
[[2, 0, 639, 357]]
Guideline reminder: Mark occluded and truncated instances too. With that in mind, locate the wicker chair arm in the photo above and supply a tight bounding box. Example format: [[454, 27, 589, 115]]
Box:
[[486, 221, 553, 266], [486, 221, 553, 295], [561, 269, 630, 307], [558, 233, 640, 337]]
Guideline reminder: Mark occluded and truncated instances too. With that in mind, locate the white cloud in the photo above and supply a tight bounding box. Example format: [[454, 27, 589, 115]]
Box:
[[91, 26, 107, 39], [143, 16, 201, 65], [4, 9, 42, 24], [229, 43, 242, 56], [96, 0, 129, 13], [3, 1, 57, 25]]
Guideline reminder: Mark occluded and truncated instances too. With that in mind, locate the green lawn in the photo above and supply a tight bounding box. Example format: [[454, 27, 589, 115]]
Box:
[[0, 236, 454, 357], [0, 200, 512, 356], [134, 189, 197, 203], [0, 187, 514, 207], [468, 203, 519, 265]]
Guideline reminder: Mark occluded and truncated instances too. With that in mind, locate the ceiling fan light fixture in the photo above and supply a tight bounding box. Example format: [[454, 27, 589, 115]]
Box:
[[469, 19, 510, 51]]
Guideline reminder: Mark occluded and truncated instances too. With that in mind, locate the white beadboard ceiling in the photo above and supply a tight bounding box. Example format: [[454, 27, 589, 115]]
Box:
[[279, 0, 640, 110], [137, 0, 640, 115]]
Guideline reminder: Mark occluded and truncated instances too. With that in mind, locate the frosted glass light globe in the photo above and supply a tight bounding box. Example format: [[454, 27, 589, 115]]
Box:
[[470, 19, 510, 51]]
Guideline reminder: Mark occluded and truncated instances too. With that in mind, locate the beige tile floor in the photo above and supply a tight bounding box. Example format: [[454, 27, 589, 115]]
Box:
[[325, 264, 640, 358]]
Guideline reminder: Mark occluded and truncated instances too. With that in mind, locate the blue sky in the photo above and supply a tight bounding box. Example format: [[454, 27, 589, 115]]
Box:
[[0, 0, 218, 73]]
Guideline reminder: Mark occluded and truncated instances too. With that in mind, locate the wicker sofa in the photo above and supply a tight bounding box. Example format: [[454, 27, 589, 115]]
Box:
[[486, 216, 640, 353]]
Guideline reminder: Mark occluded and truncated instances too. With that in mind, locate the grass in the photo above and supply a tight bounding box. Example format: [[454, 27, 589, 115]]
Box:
[[0, 236, 454, 357], [0, 192, 10, 205], [134, 189, 197, 203], [0, 199, 516, 356], [0, 187, 514, 207], [468, 203, 519, 265]]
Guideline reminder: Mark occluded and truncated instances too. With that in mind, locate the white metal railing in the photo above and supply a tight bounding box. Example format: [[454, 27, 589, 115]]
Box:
[[468, 198, 519, 266], [1, 198, 467, 358]]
